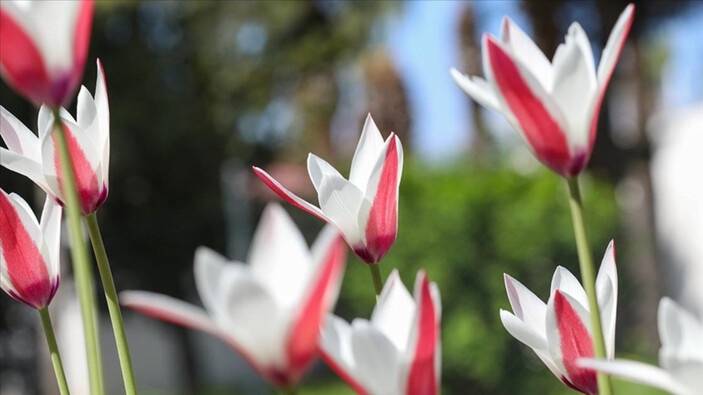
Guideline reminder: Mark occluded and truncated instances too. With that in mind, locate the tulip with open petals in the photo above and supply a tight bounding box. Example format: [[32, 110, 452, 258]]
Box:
[[451, 5, 634, 178], [1, 60, 110, 215], [580, 298, 703, 395], [319, 269, 441, 395], [121, 204, 346, 387], [500, 241, 617, 394], [253, 114, 403, 264], [0, 190, 62, 310], [0, 0, 94, 107]]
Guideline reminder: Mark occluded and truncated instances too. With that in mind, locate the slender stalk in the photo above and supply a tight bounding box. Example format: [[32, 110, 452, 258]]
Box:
[[85, 213, 138, 394], [566, 177, 613, 395], [52, 110, 105, 395], [39, 308, 71, 395], [368, 264, 384, 300]]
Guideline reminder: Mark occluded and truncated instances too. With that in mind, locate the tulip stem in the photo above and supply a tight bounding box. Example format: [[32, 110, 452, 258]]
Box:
[[566, 177, 613, 395], [368, 264, 384, 300], [52, 110, 106, 395], [39, 308, 71, 395], [85, 213, 139, 394]]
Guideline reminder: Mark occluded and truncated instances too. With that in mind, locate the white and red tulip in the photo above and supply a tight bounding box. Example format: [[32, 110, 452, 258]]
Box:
[[0, 0, 94, 107], [253, 114, 403, 264], [121, 203, 347, 387], [319, 269, 441, 395], [1, 60, 110, 215], [580, 298, 703, 395], [500, 241, 618, 394], [451, 4, 634, 178], [0, 190, 62, 310]]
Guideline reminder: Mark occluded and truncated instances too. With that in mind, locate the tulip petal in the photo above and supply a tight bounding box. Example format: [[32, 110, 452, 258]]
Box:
[[319, 315, 370, 395], [579, 359, 695, 395], [252, 166, 328, 222], [0, 190, 53, 308], [500, 310, 549, 354], [551, 23, 598, 153], [307, 153, 346, 194], [500, 16, 553, 89], [348, 114, 385, 190], [547, 290, 597, 394], [39, 196, 61, 282], [371, 269, 415, 350], [504, 273, 548, 339], [484, 35, 572, 176], [94, 59, 110, 188], [351, 320, 404, 395], [248, 204, 311, 305], [0, 106, 41, 160], [193, 246, 230, 317], [406, 270, 440, 395], [359, 134, 402, 263], [450, 68, 501, 112], [658, 297, 703, 361], [550, 266, 589, 312], [595, 240, 618, 358], [0, 148, 48, 192], [589, 4, 635, 153], [0, 7, 51, 105], [285, 233, 346, 381], [316, 171, 365, 247]]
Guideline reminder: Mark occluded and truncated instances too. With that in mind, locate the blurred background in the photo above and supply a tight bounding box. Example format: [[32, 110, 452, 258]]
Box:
[[1, 0, 701, 394]]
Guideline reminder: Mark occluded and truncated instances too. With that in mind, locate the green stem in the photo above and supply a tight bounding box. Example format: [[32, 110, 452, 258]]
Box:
[[39, 308, 71, 395], [52, 110, 105, 395], [85, 213, 138, 394], [566, 177, 613, 395], [368, 264, 384, 300]]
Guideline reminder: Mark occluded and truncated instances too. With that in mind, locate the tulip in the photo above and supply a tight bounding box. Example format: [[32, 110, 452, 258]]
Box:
[[580, 298, 703, 395], [0, 0, 94, 107], [319, 269, 441, 395], [451, 4, 634, 178], [500, 241, 617, 394], [121, 204, 347, 387], [253, 114, 403, 264], [0, 189, 62, 309], [1, 59, 110, 215]]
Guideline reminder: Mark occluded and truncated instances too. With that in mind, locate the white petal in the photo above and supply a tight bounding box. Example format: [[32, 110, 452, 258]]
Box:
[[658, 298, 703, 362], [94, 60, 110, 187], [252, 166, 328, 222], [0, 148, 50, 193], [193, 246, 230, 317], [351, 319, 404, 395], [500, 17, 553, 90], [500, 309, 549, 353], [450, 68, 501, 112], [319, 315, 361, 384], [120, 290, 221, 337], [219, 271, 288, 369], [596, 240, 618, 358], [39, 196, 62, 280], [550, 266, 589, 311], [504, 273, 548, 339], [551, 23, 598, 151], [371, 269, 415, 351], [38, 106, 54, 140], [545, 290, 592, 375], [348, 114, 385, 189], [579, 359, 696, 395], [307, 153, 345, 194], [247, 203, 311, 306], [41, 116, 101, 184], [596, 4, 635, 89], [0, 106, 41, 160], [316, 172, 365, 247], [310, 224, 342, 268], [362, 134, 403, 206]]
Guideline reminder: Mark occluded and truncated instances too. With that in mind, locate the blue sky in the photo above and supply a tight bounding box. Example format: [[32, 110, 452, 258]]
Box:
[[385, 1, 703, 163]]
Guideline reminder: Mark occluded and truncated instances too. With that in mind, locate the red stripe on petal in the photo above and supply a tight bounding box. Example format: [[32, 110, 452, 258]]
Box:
[[252, 166, 327, 222], [485, 37, 573, 177], [363, 136, 399, 263], [0, 193, 52, 309], [52, 123, 100, 215], [554, 290, 598, 395], [0, 9, 52, 106], [407, 271, 439, 395], [319, 349, 369, 395], [286, 236, 346, 383]]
